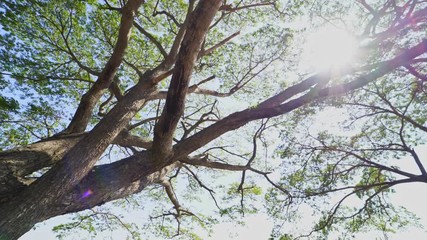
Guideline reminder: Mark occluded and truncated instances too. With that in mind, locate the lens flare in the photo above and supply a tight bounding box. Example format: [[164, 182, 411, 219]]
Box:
[[81, 189, 93, 199]]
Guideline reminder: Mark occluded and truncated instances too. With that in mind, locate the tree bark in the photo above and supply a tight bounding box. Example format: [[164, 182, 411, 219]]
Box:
[[64, 0, 144, 134], [0, 136, 82, 203]]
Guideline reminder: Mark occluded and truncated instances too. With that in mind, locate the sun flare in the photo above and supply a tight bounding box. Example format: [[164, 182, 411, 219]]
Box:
[[301, 26, 359, 72]]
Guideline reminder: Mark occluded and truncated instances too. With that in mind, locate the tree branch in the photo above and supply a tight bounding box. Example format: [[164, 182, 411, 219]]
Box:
[[133, 21, 168, 58], [63, 0, 144, 134], [198, 31, 240, 58], [151, 0, 222, 157], [173, 39, 427, 159], [182, 165, 222, 211], [160, 179, 181, 212]]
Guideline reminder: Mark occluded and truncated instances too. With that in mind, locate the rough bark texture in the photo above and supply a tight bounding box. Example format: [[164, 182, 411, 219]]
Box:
[[0, 131, 152, 204], [0, 136, 82, 203], [152, 0, 222, 157]]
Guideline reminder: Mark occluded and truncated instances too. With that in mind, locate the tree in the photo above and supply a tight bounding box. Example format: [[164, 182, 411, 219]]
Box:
[[0, 0, 426, 239]]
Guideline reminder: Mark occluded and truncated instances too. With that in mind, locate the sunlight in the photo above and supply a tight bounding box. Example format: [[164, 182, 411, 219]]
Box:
[[301, 26, 359, 72]]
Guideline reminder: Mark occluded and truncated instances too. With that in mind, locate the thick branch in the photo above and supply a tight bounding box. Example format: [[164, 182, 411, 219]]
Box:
[[0, 136, 82, 202], [64, 0, 144, 134], [56, 155, 179, 216], [162, 0, 195, 68], [151, 0, 222, 157], [114, 130, 153, 149], [0, 129, 153, 200]]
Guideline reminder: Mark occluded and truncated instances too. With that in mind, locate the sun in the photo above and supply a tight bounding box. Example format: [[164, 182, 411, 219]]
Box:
[[301, 26, 359, 72]]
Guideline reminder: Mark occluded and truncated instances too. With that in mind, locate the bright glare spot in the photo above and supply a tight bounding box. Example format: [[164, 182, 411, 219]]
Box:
[[301, 26, 358, 72]]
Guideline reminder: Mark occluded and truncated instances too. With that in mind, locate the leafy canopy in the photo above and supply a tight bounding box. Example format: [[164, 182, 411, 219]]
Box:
[[0, 0, 426, 239]]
